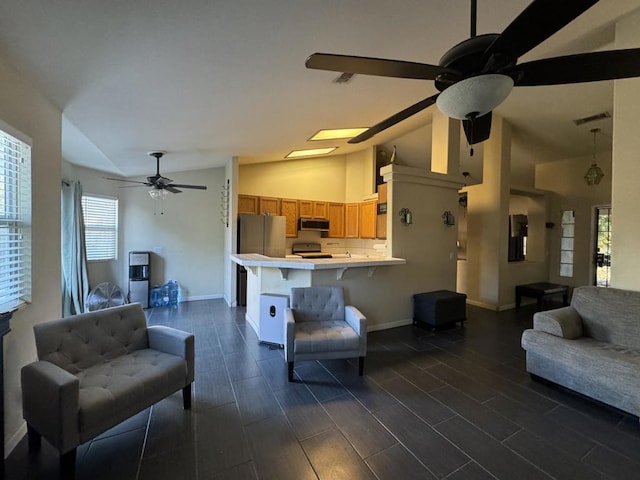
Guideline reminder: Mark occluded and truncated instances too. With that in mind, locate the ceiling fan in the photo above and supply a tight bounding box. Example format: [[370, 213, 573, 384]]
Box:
[[305, 0, 640, 146], [106, 151, 207, 193]]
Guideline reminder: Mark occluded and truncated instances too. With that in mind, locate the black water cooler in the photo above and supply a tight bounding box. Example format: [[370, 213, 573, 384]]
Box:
[[129, 251, 150, 308]]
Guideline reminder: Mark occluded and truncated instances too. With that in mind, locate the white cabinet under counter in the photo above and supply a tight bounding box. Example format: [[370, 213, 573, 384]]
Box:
[[230, 254, 406, 335]]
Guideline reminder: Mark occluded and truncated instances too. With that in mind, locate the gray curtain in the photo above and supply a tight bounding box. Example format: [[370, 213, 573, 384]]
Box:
[[61, 180, 89, 316]]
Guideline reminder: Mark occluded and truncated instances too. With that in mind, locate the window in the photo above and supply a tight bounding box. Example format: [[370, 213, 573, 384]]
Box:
[[559, 210, 574, 277], [0, 123, 31, 311], [82, 194, 118, 261]]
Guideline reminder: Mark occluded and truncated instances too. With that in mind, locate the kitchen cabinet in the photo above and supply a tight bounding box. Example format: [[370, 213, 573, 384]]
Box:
[[259, 197, 281, 215], [298, 200, 313, 217], [238, 195, 259, 214], [376, 183, 387, 239], [327, 203, 345, 238], [345, 203, 359, 238], [377, 182, 388, 203], [313, 201, 328, 219], [376, 214, 387, 239], [359, 201, 377, 239], [299, 200, 327, 218], [281, 199, 299, 237]]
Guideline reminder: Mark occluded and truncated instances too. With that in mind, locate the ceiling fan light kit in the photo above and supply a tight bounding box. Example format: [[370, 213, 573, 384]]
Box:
[[435, 74, 514, 120], [105, 151, 207, 214]]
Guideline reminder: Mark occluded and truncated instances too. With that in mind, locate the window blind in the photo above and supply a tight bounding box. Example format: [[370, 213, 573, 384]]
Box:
[[82, 195, 118, 261], [0, 126, 32, 311]]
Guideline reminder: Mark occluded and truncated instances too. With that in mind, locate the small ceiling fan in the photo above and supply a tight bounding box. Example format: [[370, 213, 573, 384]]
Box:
[[106, 151, 207, 193], [306, 0, 640, 146]]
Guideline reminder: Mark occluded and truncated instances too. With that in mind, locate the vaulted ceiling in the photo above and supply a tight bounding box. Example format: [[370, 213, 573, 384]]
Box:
[[0, 1, 637, 177]]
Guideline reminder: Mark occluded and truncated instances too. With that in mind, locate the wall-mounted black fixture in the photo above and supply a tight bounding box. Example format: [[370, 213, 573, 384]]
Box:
[[442, 211, 455, 226], [399, 208, 412, 225]]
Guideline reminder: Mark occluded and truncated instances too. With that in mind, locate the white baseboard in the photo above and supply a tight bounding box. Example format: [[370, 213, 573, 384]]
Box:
[[180, 294, 224, 302], [368, 318, 413, 332], [465, 298, 500, 311], [5, 422, 26, 459]]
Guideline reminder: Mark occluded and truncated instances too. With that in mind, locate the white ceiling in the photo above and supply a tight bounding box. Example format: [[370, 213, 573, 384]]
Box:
[[0, 0, 638, 178]]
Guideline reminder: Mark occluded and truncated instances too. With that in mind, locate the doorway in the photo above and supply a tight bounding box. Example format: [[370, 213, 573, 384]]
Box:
[[593, 206, 611, 287]]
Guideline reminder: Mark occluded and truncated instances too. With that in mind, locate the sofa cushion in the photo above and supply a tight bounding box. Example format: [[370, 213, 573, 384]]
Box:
[[533, 306, 582, 339], [571, 286, 640, 350], [76, 348, 187, 441], [34, 304, 149, 373], [294, 321, 360, 354], [290, 286, 345, 323], [522, 331, 640, 410]]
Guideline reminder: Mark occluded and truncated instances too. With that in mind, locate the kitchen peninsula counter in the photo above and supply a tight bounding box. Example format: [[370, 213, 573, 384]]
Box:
[[231, 253, 405, 273], [231, 253, 406, 336]]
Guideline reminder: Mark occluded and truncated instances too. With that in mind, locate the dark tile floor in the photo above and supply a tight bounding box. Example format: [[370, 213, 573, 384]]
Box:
[[5, 299, 640, 479]]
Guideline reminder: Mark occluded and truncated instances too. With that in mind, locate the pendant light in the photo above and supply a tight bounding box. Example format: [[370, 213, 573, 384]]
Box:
[[584, 128, 604, 186]]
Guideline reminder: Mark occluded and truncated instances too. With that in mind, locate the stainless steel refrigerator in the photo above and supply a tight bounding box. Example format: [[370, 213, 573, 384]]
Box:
[[237, 214, 286, 305]]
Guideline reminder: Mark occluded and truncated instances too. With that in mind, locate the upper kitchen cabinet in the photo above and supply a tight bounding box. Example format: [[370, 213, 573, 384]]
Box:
[[345, 203, 359, 238], [299, 200, 328, 218], [281, 199, 299, 237], [313, 201, 328, 219], [238, 195, 259, 214], [359, 200, 377, 239], [299, 200, 313, 217], [377, 183, 388, 203], [259, 197, 281, 215], [327, 203, 345, 238]]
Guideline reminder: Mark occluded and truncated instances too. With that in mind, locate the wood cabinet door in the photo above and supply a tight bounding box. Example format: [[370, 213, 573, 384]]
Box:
[[299, 200, 313, 217], [259, 197, 280, 215], [345, 203, 359, 238], [377, 182, 388, 203], [238, 195, 259, 214], [313, 201, 328, 219], [327, 203, 345, 238], [359, 201, 377, 239], [376, 214, 387, 239], [281, 199, 299, 237]]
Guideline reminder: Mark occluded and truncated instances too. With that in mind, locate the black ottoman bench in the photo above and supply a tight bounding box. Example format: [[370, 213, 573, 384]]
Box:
[[413, 290, 467, 329], [515, 282, 569, 310]]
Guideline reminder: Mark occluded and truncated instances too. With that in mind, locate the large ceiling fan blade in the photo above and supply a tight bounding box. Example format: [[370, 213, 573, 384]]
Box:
[[510, 48, 640, 86], [164, 185, 182, 194], [462, 112, 492, 145], [483, 0, 598, 65], [170, 184, 208, 190], [348, 94, 439, 144], [306, 53, 457, 80]]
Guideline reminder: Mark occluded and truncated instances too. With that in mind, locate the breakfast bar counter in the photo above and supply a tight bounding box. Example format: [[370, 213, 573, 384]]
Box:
[[231, 253, 406, 334]]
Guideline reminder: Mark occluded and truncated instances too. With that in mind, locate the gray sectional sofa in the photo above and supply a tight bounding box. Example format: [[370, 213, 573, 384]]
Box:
[[521, 286, 640, 417]]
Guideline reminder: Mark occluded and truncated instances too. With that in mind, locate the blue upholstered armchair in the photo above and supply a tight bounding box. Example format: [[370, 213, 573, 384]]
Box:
[[285, 286, 367, 381]]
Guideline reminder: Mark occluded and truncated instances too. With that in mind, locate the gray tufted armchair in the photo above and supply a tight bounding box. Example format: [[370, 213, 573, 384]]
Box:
[[285, 286, 367, 382], [21, 303, 194, 476]]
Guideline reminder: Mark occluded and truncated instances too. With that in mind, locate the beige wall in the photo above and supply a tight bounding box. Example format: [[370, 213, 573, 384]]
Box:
[[239, 155, 348, 202], [0, 51, 63, 454], [239, 148, 377, 204], [611, 9, 640, 290], [535, 154, 612, 288], [462, 118, 549, 309], [120, 167, 227, 300]]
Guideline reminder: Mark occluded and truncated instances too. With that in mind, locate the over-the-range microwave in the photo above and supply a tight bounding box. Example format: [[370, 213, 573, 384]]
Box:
[[298, 218, 330, 231]]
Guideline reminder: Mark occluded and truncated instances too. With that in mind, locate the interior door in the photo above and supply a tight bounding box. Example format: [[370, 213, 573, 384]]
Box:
[[593, 206, 612, 287]]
